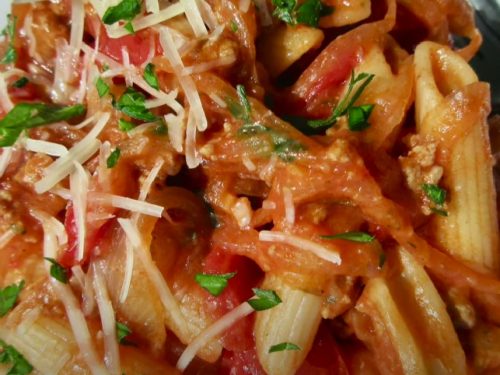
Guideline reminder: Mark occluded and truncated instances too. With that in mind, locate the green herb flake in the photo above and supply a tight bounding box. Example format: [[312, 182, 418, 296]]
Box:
[[247, 288, 282, 311], [0, 339, 33, 375], [422, 184, 447, 206], [1, 15, 17, 65], [116, 322, 132, 344], [115, 88, 157, 122], [96, 77, 110, 98], [154, 121, 168, 135], [269, 342, 301, 353], [107, 148, 121, 168], [12, 77, 28, 89], [44, 258, 69, 284], [0, 103, 85, 147], [348, 104, 374, 131], [308, 72, 375, 129], [272, 0, 332, 27], [321, 231, 375, 243], [195, 272, 237, 296], [237, 123, 268, 137], [236, 84, 251, 122], [230, 20, 238, 32], [102, 0, 141, 25], [143, 63, 159, 90], [0, 281, 24, 317], [124, 21, 135, 34], [118, 118, 135, 132]]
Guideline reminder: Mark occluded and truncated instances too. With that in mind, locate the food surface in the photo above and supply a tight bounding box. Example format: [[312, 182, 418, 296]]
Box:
[[0, 0, 499, 374]]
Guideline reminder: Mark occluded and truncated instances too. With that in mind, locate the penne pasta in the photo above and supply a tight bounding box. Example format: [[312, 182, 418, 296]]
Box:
[[413, 41, 499, 272], [254, 274, 322, 375]]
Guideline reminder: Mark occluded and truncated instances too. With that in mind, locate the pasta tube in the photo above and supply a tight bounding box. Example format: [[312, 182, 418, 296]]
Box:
[[320, 0, 371, 28], [254, 274, 322, 375], [354, 248, 466, 375], [414, 41, 499, 272]]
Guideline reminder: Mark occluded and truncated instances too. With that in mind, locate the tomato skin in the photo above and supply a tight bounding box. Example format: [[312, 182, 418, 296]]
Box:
[[202, 248, 265, 374], [296, 322, 350, 375], [98, 28, 159, 66]]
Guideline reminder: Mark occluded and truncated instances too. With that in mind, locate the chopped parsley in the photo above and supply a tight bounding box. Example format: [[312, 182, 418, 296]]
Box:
[[0, 339, 33, 375], [118, 118, 135, 132], [44, 258, 69, 284], [102, 0, 141, 25], [195, 272, 237, 296], [124, 21, 135, 34], [422, 184, 447, 206], [272, 0, 332, 27], [11, 77, 28, 88], [107, 148, 121, 168], [116, 322, 132, 344], [308, 72, 375, 129], [115, 88, 157, 122], [154, 121, 168, 135], [236, 85, 251, 122], [0, 103, 85, 147], [1, 15, 17, 65], [247, 288, 282, 311], [269, 342, 301, 353], [422, 184, 448, 216], [95, 77, 110, 98], [143, 63, 159, 90], [230, 20, 238, 32], [0, 281, 24, 317], [321, 231, 375, 243]]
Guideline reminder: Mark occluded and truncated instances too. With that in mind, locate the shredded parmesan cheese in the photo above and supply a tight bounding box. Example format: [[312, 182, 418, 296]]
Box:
[[35, 112, 110, 194], [118, 240, 134, 304], [177, 302, 255, 371], [92, 192, 163, 217], [180, 0, 208, 37], [259, 231, 342, 265], [182, 55, 236, 75], [92, 262, 121, 375], [24, 139, 68, 157], [0, 74, 13, 113], [185, 108, 202, 168], [145, 0, 160, 14], [242, 154, 256, 172], [69, 0, 85, 55], [0, 227, 17, 250], [283, 187, 295, 225], [165, 111, 186, 153], [253, 0, 273, 26], [70, 162, 89, 261]]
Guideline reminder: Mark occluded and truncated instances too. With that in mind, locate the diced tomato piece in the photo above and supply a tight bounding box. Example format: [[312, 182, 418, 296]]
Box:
[[297, 322, 350, 375], [97, 28, 161, 66], [203, 248, 265, 373]]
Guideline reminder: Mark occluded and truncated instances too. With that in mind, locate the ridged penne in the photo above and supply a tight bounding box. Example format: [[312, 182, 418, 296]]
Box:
[[254, 274, 322, 375], [353, 248, 466, 375], [414, 41, 499, 272]]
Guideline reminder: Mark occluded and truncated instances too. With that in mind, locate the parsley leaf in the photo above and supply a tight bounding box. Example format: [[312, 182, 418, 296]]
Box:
[[0, 281, 24, 317], [269, 342, 301, 353], [348, 104, 374, 131], [115, 88, 157, 122], [107, 148, 121, 168], [0, 103, 85, 147], [422, 184, 447, 206], [116, 322, 132, 344], [12, 77, 28, 88], [230, 20, 239, 32], [247, 288, 282, 311], [321, 231, 375, 243], [296, 0, 333, 27], [1, 15, 17, 65], [0, 339, 33, 375], [431, 207, 448, 217], [272, 0, 332, 27], [143, 63, 159, 90], [102, 0, 141, 25], [195, 273, 237, 296], [308, 72, 375, 129], [44, 258, 69, 284], [118, 118, 135, 132], [96, 77, 110, 98]]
